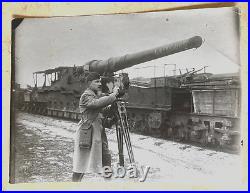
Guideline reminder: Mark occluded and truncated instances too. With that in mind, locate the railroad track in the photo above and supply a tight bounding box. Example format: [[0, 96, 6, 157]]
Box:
[[19, 103, 241, 154], [21, 103, 81, 121]]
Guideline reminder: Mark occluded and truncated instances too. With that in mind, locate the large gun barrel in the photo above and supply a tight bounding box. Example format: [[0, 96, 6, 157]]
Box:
[[87, 36, 202, 74]]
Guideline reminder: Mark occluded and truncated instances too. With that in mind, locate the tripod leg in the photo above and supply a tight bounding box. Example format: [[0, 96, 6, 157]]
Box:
[[115, 101, 135, 165], [124, 114, 135, 163], [123, 118, 135, 163], [119, 114, 133, 164], [116, 123, 124, 167]]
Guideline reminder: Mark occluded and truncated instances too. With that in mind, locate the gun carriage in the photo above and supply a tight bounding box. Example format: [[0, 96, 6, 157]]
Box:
[[17, 35, 241, 151]]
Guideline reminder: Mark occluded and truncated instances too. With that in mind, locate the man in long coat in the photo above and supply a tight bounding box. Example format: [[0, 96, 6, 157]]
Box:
[[72, 72, 118, 182]]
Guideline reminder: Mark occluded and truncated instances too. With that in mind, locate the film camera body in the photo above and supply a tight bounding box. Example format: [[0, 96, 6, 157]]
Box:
[[100, 73, 130, 128]]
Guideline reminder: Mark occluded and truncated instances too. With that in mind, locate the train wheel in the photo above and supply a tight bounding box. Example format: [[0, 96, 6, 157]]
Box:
[[44, 108, 48, 115], [38, 107, 43, 115], [52, 110, 57, 117], [21, 105, 25, 111], [31, 106, 35, 114], [27, 106, 31, 113], [34, 106, 39, 114]]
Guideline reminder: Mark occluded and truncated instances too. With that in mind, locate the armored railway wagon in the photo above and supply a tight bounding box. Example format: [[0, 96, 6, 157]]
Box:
[[127, 72, 240, 151], [15, 35, 242, 151]]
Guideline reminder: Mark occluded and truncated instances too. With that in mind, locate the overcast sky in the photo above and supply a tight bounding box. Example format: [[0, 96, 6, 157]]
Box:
[[15, 7, 240, 87]]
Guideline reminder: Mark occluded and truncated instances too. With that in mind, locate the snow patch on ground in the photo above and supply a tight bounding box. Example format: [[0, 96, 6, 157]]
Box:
[[15, 113, 242, 184]]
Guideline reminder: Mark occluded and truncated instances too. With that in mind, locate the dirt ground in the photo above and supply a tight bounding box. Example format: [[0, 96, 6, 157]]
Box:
[[12, 112, 243, 186]]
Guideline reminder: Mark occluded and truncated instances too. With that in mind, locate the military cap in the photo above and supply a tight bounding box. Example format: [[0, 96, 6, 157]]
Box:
[[86, 72, 100, 82]]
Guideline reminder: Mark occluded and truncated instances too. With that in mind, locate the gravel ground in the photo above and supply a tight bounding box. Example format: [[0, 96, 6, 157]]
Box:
[[13, 112, 243, 186]]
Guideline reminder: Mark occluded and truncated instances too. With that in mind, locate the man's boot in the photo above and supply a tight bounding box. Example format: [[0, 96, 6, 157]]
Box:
[[72, 172, 84, 182]]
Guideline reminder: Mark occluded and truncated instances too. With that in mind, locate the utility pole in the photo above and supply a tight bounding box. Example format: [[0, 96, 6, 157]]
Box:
[[204, 65, 208, 73]]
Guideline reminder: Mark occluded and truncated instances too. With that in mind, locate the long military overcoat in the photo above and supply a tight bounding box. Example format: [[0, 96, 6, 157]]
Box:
[[73, 88, 116, 174]]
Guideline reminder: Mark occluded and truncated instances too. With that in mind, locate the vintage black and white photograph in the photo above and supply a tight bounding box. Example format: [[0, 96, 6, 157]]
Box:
[[10, 5, 244, 188]]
